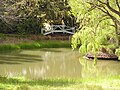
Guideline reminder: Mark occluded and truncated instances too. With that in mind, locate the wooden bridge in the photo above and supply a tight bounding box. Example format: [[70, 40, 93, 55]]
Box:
[[41, 25, 75, 35]]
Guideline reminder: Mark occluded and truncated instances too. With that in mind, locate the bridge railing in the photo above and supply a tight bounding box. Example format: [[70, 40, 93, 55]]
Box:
[[41, 25, 75, 35]]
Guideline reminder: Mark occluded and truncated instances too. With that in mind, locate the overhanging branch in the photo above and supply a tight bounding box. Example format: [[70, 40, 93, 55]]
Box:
[[116, 0, 120, 11], [106, 0, 120, 16], [98, 0, 120, 16]]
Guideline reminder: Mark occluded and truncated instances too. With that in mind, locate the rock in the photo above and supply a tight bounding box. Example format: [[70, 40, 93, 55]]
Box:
[[86, 52, 118, 60]]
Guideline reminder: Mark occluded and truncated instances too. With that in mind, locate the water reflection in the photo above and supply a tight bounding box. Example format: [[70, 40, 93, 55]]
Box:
[[79, 58, 120, 78], [0, 48, 120, 80], [0, 48, 81, 79]]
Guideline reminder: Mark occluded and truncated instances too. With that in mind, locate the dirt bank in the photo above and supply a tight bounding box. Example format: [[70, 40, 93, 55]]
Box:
[[0, 34, 72, 44]]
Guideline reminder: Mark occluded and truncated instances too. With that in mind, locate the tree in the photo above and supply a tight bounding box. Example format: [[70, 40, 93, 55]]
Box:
[[0, 0, 75, 34], [69, 0, 120, 63]]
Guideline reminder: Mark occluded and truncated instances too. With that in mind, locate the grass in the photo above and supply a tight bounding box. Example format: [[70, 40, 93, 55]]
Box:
[[0, 33, 71, 51], [18, 42, 41, 49], [0, 77, 76, 90], [0, 34, 120, 90], [0, 76, 120, 90], [0, 44, 20, 51], [36, 40, 71, 48], [0, 40, 71, 51]]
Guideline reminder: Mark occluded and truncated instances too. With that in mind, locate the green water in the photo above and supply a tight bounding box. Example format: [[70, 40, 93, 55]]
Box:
[[0, 48, 120, 80]]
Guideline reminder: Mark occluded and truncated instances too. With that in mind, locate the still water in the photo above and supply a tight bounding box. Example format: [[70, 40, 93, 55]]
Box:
[[0, 48, 120, 79]]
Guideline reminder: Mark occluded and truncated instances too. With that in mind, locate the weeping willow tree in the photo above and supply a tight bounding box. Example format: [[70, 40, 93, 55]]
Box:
[[69, 0, 120, 63]]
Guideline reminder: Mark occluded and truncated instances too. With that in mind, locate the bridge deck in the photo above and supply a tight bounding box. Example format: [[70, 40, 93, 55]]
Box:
[[41, 25, 75, 35]]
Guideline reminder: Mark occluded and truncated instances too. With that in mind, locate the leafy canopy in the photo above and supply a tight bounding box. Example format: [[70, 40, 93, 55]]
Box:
[[69, 0, 119, 63]]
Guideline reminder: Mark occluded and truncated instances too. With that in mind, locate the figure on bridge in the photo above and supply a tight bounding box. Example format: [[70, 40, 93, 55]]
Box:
[[43, 21, 52, 32]]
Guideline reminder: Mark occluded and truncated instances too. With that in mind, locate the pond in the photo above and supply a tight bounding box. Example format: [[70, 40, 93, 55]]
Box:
[[0, 48, 120, 80]]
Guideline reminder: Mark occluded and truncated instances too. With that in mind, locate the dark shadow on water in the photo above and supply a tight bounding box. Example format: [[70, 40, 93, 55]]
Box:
[[17, 54, 42, 58], [0, 61, 21, 64], [86, 58, 120, 62], [0, 48, 67, 65], [0, 50, 21, 55], [40, 48, 62, 52], [0, 54, 43, 65]]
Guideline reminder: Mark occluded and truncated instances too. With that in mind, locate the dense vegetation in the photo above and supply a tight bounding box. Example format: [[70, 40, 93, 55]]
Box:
[[70, 0, 120, 61], [1, 1, 120, 90], [0, 0, 76, 34], [0, 0, 120, 59], [0, 0, 120, 58]]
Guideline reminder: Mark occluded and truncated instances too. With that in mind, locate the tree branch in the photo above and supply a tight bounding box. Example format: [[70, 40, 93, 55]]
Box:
[[95, 4, 120, 26], [106, 0, 120, 16], [95, 16, 110, 30], [98, 0, 120, 16], [87, 0, 120, 26], [97, 0, 106, 4], [116, 0, 120, 11]]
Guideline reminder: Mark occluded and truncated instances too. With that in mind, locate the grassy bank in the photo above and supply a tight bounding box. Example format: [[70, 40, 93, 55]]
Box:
[[0, 40, 71, 51], [0, 76, 120, 90]]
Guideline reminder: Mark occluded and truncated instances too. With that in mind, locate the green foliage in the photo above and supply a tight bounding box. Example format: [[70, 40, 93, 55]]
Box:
[[72, 26, 117, 53], [0, 40, 71, 51], [0, 33, 5, 38], [0, 0, 75, 34], [0, 20, 13, 34], [0, 76, 120, 90], [115, 48, 120, 60], [14, 85, 31, 90], [71, 32, 81, 49], [37, 40, 71, 48], [0, 44, 20, 51], [69, 0, 119, 61], [15, 17, 41, 34]]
